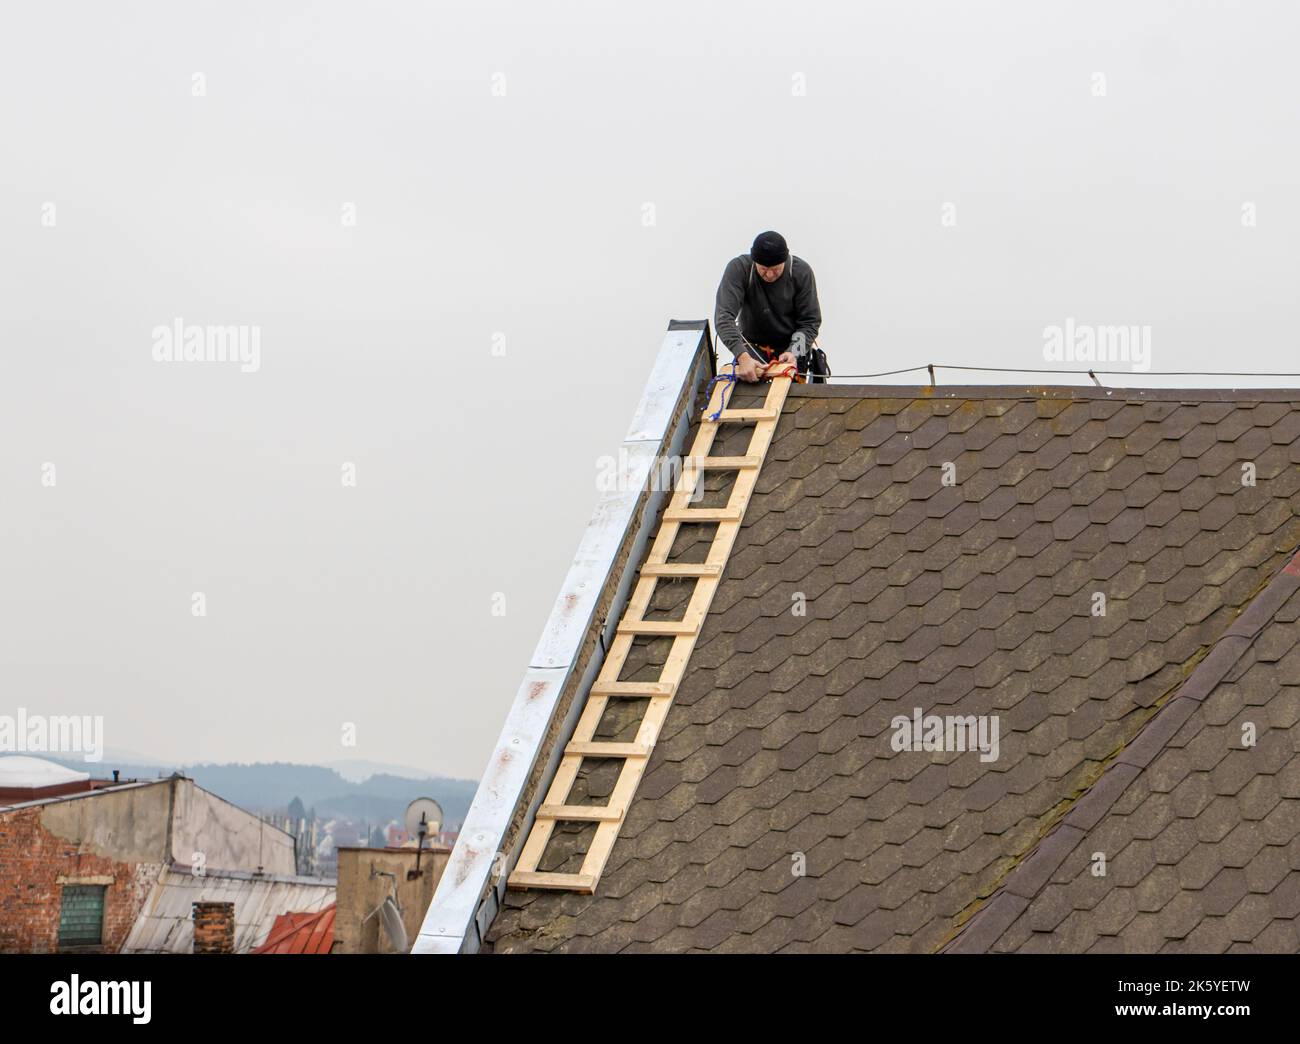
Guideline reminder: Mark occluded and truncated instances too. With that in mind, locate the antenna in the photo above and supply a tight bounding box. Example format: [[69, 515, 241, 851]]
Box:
[[403, 798, 444, 880]]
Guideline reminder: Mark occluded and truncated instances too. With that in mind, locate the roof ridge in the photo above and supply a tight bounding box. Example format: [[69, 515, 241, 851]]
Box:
[[942, 544, 1300, 954], [789, 384, 1300, 401]]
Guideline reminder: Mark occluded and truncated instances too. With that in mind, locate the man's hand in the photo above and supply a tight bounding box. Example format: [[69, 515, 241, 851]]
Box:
[[778, 351, 796, 365], [735, 352, 762, 383]]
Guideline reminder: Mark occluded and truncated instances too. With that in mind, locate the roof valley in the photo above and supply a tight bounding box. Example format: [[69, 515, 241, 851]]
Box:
[[943, 545, 1300, 953]]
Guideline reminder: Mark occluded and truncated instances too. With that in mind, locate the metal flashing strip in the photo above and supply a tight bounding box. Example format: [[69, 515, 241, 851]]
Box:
[[165, 865, 336, 887], [412, 322, 712, 954]]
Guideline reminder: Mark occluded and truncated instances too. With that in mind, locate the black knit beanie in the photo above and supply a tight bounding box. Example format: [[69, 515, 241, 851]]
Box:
[[751, 231, 789, 266]]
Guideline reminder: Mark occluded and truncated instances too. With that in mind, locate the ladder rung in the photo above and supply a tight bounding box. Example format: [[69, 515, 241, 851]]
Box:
[[683, 456, 761, 470], [508, 870, 597, 893], [713, 407, 778, 422], [616, 618, 699, 636], [506, 370, 793, 895], [589, 680, 676, 697], [663, 506, 742, 522], [536, 803, 624, 822], [564, 740, 652, 758], [640, 562, 722, 578]]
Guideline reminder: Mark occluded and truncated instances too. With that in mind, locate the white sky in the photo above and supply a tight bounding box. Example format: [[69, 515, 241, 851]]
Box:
[[2, 1, 1298, 779]]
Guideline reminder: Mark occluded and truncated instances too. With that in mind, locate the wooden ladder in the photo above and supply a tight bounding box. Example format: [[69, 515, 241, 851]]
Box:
[[508, 370, 794, 893]]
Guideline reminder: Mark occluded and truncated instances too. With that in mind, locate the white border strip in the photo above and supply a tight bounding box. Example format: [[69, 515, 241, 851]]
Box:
[[412, 322, 710, 953]]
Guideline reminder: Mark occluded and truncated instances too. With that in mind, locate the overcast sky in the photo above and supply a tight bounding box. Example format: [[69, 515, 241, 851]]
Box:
[[2, 1, 1298, 780]]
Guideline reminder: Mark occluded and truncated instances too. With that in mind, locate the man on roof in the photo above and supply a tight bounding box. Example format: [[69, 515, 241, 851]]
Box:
[[714, 230, 825, 383]]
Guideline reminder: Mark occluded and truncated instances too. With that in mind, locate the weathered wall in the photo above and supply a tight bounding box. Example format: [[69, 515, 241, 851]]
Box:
[[169, 778, 296, 875], [37, 781, 172, 863], [0, 803, 164, 953], [335, 847, 449, 953]]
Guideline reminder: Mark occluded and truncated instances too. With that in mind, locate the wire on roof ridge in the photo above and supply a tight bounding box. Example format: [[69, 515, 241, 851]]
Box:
[[817, 363, 1300, 380]]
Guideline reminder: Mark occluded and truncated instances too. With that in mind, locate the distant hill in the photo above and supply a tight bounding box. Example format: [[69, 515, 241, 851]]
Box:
[[324, 759, 444, 783], [47, 757, 478, 828]]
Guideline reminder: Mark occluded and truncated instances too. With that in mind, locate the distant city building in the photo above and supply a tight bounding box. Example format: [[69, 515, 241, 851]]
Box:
[[261, 811, 325, 876]]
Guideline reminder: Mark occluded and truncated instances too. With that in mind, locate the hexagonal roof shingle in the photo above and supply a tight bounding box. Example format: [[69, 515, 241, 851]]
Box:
[[486, 383, 1300, 953]]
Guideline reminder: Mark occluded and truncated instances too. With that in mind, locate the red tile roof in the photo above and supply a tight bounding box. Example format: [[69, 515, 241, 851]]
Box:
[[252, 904, 335, 954]]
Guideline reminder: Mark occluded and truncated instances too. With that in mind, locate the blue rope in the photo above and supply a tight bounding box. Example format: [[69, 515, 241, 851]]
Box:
[[704, 362, 738, 421]]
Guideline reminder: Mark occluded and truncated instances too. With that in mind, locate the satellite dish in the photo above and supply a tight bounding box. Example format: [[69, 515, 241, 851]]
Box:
[[379, 895, 408, 952], [404, 797, 443, 844]]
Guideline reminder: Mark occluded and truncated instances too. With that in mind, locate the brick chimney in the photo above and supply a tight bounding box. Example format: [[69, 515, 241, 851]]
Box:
[[192, 901, 236, 954]]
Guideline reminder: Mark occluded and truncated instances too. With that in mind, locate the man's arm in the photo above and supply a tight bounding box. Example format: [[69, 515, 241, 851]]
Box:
[[790, 260, 822, 356], [713, 257, 763, 361]]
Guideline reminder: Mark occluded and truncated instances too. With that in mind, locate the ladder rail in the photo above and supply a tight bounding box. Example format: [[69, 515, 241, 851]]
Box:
[[508, 374, 792, 892]]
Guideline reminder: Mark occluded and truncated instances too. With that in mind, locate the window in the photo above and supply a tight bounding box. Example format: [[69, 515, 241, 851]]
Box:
[[58, 884, 106, 948]]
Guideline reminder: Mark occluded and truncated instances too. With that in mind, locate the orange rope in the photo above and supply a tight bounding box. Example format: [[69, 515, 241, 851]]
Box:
[[761, 360, 801, 382], [747, 345, 803, 383]]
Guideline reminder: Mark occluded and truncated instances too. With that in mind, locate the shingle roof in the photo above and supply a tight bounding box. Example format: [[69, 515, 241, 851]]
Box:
[[486, 384, 1300, 952], [949, 551, 1300, 954]]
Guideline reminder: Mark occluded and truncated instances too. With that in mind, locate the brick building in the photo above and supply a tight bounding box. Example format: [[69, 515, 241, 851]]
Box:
[[0, 756, 304, 953]]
